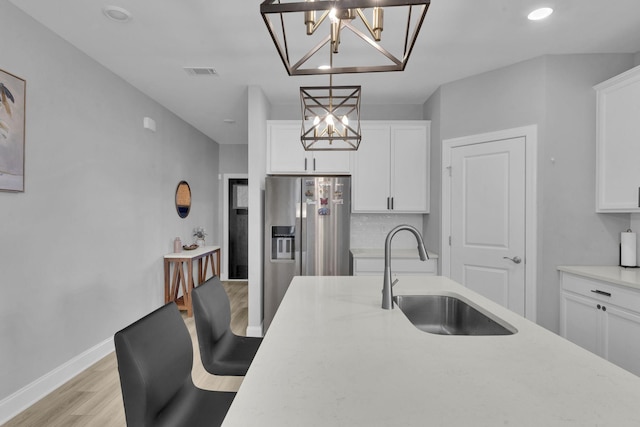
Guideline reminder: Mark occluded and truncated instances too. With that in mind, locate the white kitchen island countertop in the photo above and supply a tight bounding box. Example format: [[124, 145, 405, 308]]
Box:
[[222, 276, 640, 426], [558, 265, 640, 291]]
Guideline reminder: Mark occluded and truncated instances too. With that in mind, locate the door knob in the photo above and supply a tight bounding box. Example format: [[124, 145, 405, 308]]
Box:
[[503, 256, 522, 264]]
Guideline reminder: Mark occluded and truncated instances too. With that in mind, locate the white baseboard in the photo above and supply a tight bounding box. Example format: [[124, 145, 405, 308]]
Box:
[[246, 323, 263, 338], [0, 337, 115, 425]]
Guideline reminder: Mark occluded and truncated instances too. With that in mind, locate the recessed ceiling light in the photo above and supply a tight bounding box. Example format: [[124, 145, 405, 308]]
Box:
[[223, 119, 236, 124], [318, 65, 331, 70], [103, 5, 132, 22], [527, 7, 553, 21]]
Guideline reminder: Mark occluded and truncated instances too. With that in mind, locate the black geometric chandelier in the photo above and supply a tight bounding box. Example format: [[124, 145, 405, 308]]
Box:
[[260, 0, 431, 76], [261, 0, 430, 151], [300, 77, 362, 150]]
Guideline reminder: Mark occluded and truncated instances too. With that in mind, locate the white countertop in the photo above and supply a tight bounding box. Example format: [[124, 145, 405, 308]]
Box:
[[558, 265, 640, 291], [350, 247, 439, 259], [163, 245, 220, 259], [223, 276, 640, 426]]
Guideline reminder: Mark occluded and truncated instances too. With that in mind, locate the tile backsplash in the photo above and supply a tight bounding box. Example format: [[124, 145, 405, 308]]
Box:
[[350, 213, 425, 249]]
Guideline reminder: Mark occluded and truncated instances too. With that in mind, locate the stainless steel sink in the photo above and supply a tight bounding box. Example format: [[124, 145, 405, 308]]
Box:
[[393, 294, 517, 336]]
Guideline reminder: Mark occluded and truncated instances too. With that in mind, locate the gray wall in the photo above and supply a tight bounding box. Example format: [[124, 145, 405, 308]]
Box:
[[422, 87, 442, 264], [220, 144, 248, 174], [424, 54, 634, 332], [539, 54, 632, 330], [0, 0, 220, 403]]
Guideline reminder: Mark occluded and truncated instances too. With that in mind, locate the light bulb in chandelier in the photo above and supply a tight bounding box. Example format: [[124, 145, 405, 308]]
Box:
[[329, 7, 338, 23], [372, 7, 384, 41], [325, 115, 335, 135], [304, 0, 316, 34]]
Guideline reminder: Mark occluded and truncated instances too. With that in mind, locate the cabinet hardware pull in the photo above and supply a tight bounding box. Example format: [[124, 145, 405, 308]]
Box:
[[387, 197, 390, 210], [313, 158, 316, 171], [304, 158, 308, 171], [591, 289, 612, 297], [391, 197, 394, 210]]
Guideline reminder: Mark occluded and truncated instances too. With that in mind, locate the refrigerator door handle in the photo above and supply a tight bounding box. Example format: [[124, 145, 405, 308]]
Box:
[[296, 191, 309, 276], [296, 213, 304, 275]]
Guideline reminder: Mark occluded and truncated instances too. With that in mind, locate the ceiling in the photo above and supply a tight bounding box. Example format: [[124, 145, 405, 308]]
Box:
[[8, 0, 640, 145]]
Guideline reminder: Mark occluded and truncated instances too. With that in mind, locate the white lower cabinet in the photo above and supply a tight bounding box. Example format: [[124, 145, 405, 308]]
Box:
[[560, 272, 640, 376]]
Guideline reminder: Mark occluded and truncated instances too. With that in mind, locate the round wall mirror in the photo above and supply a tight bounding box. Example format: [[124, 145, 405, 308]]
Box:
[[175, 181, 191, 218]]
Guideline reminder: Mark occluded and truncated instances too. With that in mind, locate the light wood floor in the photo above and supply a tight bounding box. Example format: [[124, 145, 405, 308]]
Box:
[[3, 281, 249, 427]]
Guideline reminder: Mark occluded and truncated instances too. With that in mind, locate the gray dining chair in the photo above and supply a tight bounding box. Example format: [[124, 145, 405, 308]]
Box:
[[192, 276, 262, 376], [114, 302, 235, 427]]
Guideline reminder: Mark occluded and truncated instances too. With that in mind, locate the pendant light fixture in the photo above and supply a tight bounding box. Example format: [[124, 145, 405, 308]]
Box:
[[261, 0, 431, 76], [300, 49, 361, 151]]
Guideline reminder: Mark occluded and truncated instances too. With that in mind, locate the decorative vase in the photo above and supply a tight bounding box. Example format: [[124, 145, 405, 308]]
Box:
[[196, 238, 205, 247]]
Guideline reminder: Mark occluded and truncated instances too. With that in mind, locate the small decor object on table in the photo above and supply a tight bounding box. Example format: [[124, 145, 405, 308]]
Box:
[[193, 227, 207, 247], [173, 237, 182, 253]]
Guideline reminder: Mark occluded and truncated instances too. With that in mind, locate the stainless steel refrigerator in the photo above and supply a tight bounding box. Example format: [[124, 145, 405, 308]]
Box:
[[263, 175, 351, 331]]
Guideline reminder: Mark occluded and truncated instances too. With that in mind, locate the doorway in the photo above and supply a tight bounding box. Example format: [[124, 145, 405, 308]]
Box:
[[223, 174, 249, 281], [442, 126, 537, 321]]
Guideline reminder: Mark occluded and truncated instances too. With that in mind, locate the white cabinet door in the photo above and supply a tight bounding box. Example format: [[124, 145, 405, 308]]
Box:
[[267, 122, 307, 174], [312, 150, 351, 174], [352, 121, 430, 213], [267, 121, 351, 175], [352, 124, 391, 212], [391, 125, 429, 212], [602, 304, 640, 376], [560, 291, 601, 356], [595, 65, 640, 212]]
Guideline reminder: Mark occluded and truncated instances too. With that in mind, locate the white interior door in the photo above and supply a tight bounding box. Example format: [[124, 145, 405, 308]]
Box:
[[450, 137, 526, 315]]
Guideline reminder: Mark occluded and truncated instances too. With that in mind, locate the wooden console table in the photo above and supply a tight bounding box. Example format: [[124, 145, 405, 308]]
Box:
[[164, 245, 220, 316]]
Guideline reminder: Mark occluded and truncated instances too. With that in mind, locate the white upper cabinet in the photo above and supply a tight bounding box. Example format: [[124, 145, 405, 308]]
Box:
[[351, 124, 391, 211], [352, 121, 430, 213], [266, 121, 351, 175], [595, 65, 640, 212]]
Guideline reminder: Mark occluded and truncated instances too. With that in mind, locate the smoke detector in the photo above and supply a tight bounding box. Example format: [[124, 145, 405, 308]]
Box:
[[103, 6, 132, 22]]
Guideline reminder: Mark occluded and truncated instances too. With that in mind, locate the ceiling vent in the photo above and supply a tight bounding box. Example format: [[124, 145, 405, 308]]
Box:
[[183, 67, 218, 76]]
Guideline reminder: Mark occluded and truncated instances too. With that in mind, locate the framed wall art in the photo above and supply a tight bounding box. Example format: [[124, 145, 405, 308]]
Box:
[[0, 68, 26, 192]]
